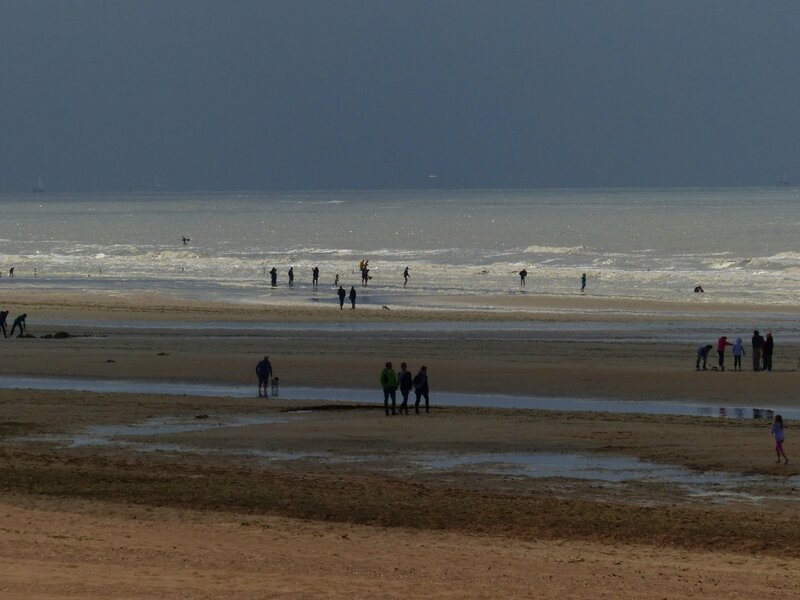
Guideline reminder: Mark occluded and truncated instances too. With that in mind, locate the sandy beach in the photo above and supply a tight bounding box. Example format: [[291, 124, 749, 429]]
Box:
[[1, 290, 799, 598]]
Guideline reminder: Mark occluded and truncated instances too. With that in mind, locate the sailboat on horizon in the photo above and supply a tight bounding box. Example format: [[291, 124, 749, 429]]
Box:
[[32, 175, 45, 193], [777, 171, 792, 187]]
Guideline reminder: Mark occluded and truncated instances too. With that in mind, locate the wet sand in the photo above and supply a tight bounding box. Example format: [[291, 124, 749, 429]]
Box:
[[0, 290, 798, 598]]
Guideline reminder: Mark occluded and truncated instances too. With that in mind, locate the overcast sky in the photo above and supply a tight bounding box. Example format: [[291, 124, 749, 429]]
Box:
[[1, 1, 799, 191]]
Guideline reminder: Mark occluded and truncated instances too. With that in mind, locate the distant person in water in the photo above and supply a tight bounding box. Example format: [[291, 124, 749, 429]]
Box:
[[403, 267, 410, 286], [337, 285, 346, 309], [349, 286, 357, 309], [0, 310, 8, 338], [255, 355, 273, 398], [312, 266, 319, 287], [10, 313, 27, 337], [580, 273, 586, 293], [288, 267, 294, 287], [269, 267, 277, 287], [693, 285, 704, 293], [696, 344, 713, 371], [182, 236, 190, 245], [334, 273, 339, 286], [732, 337, 746, 371], [519, 269, 527, 286], [9, 267, 14, 278]]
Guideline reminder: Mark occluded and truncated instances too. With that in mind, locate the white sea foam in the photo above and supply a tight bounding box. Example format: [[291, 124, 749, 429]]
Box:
[[524, 244, 585, 254]]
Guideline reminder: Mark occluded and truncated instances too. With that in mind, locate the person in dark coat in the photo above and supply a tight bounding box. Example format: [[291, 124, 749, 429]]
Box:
[[763, 332, 774, 372], [337, 285, 346, 309], [519, 269, 527, 286], [288, 267, 294, 287], [397, 362, 413, 415], [0, 310, 8, 338], [413, 365, 430, 414], [312, 266, 319, 287], [751, 330, 764, 371], [269, 267, 278, 287], [349, 286, 357, 309]]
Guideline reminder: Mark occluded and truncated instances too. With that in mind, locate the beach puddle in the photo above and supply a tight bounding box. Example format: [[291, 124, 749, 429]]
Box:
[[16, 415, 800, 505], [84, 414, 291, 438], [0, 375, 796, 419], [411, 452, 800, 504]]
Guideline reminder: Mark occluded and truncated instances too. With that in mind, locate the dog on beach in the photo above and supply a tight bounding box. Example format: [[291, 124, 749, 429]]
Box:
[[270, 377, 279, 397]]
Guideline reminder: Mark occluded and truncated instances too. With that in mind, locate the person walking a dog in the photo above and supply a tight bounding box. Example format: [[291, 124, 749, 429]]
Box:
[[256, 355, 273, 397]]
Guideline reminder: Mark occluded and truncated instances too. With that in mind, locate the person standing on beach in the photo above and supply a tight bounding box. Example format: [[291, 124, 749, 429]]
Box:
[[269, 267, 278, 287], [380, 362, 398, 416], [519, 269, 527, 286], [763, 332, 774, 372], [580, 273, 586, 293], [312, 266, 319, 288], [397, 362, 413, 415], [752, 330, 764, 371], [771, 414, 788, 464], [413, 365, 430, 414], [9, 267, 14, 278], [695, 344, 713, 371], [0, 311, 8, 338], [334, 273, 339, 287], [337, 285, 346, 309], [10, 313, 27, 337], [288, 267, 294, 287], [732, 338, 746, 371], [349, 286, 357, 309], [403, 266, 410, 286], [256, 355, 273, 398], [716, 336, 732, 371]]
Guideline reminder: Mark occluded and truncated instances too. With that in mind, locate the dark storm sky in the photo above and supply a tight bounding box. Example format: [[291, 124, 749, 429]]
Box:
[[1, 1, 799, 191]]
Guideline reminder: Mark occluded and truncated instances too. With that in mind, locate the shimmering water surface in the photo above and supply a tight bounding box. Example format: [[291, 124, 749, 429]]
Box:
[[1, 188, 798, 307]]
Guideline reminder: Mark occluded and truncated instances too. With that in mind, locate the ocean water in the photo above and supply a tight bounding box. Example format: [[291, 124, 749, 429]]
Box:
[[0, 188, 798, 308]]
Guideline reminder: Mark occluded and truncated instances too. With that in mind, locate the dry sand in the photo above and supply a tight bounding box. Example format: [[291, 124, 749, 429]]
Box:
[[0, 290, 798, 598]]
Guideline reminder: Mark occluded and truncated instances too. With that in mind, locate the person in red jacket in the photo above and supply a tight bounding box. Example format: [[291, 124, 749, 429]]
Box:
[[717, 336, 733, 371]]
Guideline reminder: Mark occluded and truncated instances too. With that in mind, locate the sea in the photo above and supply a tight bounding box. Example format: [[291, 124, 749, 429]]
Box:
[[0, 187, 798, 310]]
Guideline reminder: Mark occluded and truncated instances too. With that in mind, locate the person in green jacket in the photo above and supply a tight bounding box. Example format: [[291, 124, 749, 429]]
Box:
[[380, 361, 398, 416]]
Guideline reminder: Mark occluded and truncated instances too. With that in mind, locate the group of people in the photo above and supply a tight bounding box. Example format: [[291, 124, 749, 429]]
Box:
[[696, 330, 775, 372], [379, 362, 430, 416], [0, 311, 27, 338]]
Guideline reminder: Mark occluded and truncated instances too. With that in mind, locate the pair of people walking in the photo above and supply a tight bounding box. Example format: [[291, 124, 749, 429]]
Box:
[[379, 362, 430, 415], [337, 286, 357, 309]]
